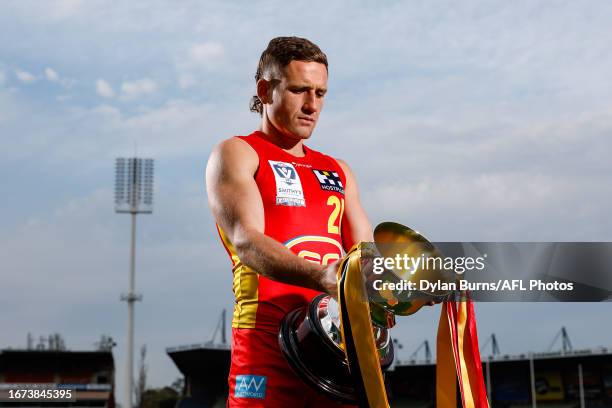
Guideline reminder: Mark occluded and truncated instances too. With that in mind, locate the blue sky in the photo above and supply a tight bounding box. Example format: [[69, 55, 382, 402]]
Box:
[[1, 1, 612, 406]]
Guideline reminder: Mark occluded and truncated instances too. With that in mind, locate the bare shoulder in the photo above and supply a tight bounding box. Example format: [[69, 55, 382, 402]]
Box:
[[211, 137, 258, 164], [334, 157, 355, 179], [207, 136, 259, 178]]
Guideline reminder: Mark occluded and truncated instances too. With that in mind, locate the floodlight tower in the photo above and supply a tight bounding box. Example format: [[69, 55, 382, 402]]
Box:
[[115, 157, 154, 408]]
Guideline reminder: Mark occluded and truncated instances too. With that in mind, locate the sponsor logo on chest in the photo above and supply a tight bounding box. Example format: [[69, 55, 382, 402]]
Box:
[[268, 160, 306, 207], [312, 169, 345, 195]]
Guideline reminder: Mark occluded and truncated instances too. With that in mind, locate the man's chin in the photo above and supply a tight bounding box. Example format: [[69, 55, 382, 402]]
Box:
[[297, 124, 318, 139], [284, 128, 314, 141]]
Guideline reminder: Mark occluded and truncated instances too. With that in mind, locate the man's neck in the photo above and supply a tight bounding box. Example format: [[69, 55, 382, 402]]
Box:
[[258, 124, 306, 157]]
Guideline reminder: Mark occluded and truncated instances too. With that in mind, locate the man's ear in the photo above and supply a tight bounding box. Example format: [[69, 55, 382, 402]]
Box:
[[256, 78, 273, 105]]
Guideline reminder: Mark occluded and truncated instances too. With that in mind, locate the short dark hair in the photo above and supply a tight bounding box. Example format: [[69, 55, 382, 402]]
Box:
[[250, 36, 328, 115]]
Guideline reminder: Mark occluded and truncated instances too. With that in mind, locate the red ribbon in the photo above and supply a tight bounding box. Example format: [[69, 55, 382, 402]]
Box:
[[437, 294, 489, 408]]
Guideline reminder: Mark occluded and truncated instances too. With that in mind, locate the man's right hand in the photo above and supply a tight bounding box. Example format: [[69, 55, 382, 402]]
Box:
[[320, 260, 341, 299]]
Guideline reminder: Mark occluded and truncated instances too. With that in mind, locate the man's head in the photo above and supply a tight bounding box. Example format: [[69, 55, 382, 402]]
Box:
[[251, 37, 329, 141]]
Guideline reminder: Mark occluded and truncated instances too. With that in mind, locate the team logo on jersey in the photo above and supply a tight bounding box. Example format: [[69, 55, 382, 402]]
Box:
[[312, 169, 344, 195], [269, 160, 306, 207], [235, 375, 267, 399], [285, 235, 344, 266]]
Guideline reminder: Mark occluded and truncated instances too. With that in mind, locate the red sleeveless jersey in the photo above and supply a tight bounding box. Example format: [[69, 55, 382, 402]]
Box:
[[217, 131, 348, 332]]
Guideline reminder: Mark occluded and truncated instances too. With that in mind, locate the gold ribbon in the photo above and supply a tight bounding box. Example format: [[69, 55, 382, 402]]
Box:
[[337, 244, 389, 408]]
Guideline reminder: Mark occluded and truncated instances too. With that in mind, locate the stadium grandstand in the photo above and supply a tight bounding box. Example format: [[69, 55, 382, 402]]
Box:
[[0, 334, 116, 408], [167, 320, 612, 408]]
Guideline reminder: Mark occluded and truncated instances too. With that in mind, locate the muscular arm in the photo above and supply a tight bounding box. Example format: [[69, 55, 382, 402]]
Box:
[[337, 159, 373, 249], [205, 138, 337, 295]]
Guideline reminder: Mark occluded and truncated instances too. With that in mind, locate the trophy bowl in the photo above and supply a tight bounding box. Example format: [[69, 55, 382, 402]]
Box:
[[278, 293, 394, 403]]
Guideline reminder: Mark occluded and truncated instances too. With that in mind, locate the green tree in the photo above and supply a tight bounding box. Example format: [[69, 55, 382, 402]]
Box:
[[140, 387, 179, 408]]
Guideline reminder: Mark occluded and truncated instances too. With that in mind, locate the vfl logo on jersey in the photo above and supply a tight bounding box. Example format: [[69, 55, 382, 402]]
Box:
[[271, 162, 297, 184], [269, 160, 306, 207], [313, 169, 344, 195], [235, 375, 267, 399]]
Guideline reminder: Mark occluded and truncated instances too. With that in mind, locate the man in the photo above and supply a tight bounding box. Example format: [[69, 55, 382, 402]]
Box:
[[206, 37, 371, 407]]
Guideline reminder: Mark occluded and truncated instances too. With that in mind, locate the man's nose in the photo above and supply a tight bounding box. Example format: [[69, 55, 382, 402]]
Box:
[[302, 91, 318, 114]]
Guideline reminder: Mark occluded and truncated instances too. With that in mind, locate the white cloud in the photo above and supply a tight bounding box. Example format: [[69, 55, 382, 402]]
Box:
[[96, 79, 115, 98], [15, 69, 37, 83], [120, 78, 157, 100], [0, 70, 5, 84], [45, 67, 59, 82], [176, 41, 226, 88], [362, 172, 606, 241], [50, 0, 84, 20], [188, 42, 225, 67], [0, 95, 250, 166], [178, 73, 197, 89], [43, 68, 75, 88], [9, 0, 85, 22]]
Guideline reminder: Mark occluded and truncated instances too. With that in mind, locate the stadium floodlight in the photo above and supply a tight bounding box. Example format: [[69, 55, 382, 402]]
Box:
[[115, 157, 154, 408], [115, 158, 154, 214]]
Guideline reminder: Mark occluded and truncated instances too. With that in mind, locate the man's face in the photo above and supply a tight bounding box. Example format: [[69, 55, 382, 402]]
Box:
[[264, 60, 328, 141]]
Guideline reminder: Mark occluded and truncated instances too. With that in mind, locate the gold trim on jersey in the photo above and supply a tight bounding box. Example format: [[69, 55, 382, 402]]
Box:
[[218, 226, 259, 329]]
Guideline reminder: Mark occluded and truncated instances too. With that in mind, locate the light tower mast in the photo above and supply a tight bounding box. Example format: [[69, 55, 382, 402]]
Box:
[[115, 157, 154, 408]]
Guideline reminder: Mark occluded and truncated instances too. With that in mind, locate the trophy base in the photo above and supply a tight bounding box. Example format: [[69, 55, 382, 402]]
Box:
[[278, 294, 394, 403]]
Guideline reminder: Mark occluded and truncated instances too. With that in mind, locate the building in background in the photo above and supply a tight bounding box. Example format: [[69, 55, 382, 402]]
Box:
[[167, 343, 229, 408], [167, 311, 229, 408], [0, 334, 115, 408], [167, 339, 612, 407], [387, 346, 612, 407]]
